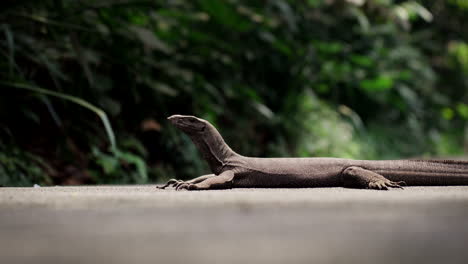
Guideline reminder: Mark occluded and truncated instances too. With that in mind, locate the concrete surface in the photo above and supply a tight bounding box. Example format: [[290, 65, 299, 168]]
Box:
[[1, 186, 468, 264]]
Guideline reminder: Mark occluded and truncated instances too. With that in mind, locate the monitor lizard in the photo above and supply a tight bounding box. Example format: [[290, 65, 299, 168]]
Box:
[[158, 115, 468, 191]]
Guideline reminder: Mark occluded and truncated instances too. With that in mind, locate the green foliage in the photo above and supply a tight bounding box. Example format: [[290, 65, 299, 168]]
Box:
[[2, 81, 117, 150], [0, 145, 51, 187], [449, 41, 468, 73], [277, 91, 367, 159], [89, 146, 147, 184], [0, 0, 467, 185]]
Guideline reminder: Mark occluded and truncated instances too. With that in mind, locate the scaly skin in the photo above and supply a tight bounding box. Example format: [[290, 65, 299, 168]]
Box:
[[158, 115, 468, 191]]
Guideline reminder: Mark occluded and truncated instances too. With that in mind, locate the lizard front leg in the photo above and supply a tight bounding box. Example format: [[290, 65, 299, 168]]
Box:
[[177, 170, 235, 191], [157, 174, 215, 189], [342, 166, 406, 190]]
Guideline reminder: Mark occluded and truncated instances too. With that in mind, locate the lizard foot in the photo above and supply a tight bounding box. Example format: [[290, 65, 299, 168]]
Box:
[[176, 183, 197, 191], [157, 179, 183, 189], [368, 180, 406, 190], [343, 166, 406, 190]]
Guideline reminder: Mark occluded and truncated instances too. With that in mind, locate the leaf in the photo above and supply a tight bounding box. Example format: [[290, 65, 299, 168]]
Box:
[[396, 84, 421, 110], [71, 34, 94, 87], [120, 137, 148, 157], [259, 31, 292, 56], [144, 79, 178, 97], [350, 7, 370, 32], [100, 97, 121, 117], [456, 103, 468, 119], [350, 55, 373, 67], [360, 75, 394, 91], [36, 53, 69, 86], [253, 102, 274, 119], [315, 41, 343, 54], [449, 41, 468, 73], [441, 107, 454, 120], [198, 0, 252, 32], [405, 1, 433, 22], [2, 82, 117, 151], [2, 24, 15, 76], [274, 1, 297, 32], [114, 149, 147, 183], [93, 148, 119, 174], [393, 1, 433, 29], [128, 25, 172, 54], [306, 0, 323, 7], [40, 96, 62, 127], [449, 0, 468, 10]]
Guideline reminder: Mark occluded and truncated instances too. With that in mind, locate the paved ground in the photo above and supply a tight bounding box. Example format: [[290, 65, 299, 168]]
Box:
[[1, 186, 468, 264]]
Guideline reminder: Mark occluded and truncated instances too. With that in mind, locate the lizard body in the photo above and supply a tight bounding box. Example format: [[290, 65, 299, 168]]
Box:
[[159, 115, 468, 191]]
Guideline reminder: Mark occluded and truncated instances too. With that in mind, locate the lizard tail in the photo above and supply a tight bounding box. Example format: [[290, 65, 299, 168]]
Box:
[[366, 159, 468, 186]]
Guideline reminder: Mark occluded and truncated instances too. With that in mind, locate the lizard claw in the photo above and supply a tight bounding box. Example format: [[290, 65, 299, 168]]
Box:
[[174, 181, 186, 190], [368, 179, 404, 190], [176, 183, 198, 191], [176, 183, 190, 191], [157, 179, 183, 189], [396, 181, 407, 186]]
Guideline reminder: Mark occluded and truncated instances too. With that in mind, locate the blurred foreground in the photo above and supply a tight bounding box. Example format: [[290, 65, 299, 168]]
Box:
[[1, 186, 468, 264]]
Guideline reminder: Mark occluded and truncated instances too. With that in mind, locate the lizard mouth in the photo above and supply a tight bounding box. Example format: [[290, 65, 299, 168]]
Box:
[[168, 115, 206, 132]]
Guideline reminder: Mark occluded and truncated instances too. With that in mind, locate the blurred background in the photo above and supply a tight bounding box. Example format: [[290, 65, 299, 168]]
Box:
[[0, 0, 466, 186]]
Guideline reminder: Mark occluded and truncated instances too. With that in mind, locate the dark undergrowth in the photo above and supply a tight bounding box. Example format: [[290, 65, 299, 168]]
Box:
[[0, 0, 467, 186]]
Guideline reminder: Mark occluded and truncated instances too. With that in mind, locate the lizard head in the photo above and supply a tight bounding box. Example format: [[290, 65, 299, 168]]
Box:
[[167, 115, 207, 134], [168, 114, 238, 172]]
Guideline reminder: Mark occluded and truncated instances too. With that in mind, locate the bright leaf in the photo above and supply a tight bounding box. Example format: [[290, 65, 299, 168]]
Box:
[[360, 75, 394, 91]]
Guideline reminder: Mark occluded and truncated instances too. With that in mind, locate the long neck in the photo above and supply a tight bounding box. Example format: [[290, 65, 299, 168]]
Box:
[[188, 124, 239, 174]]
